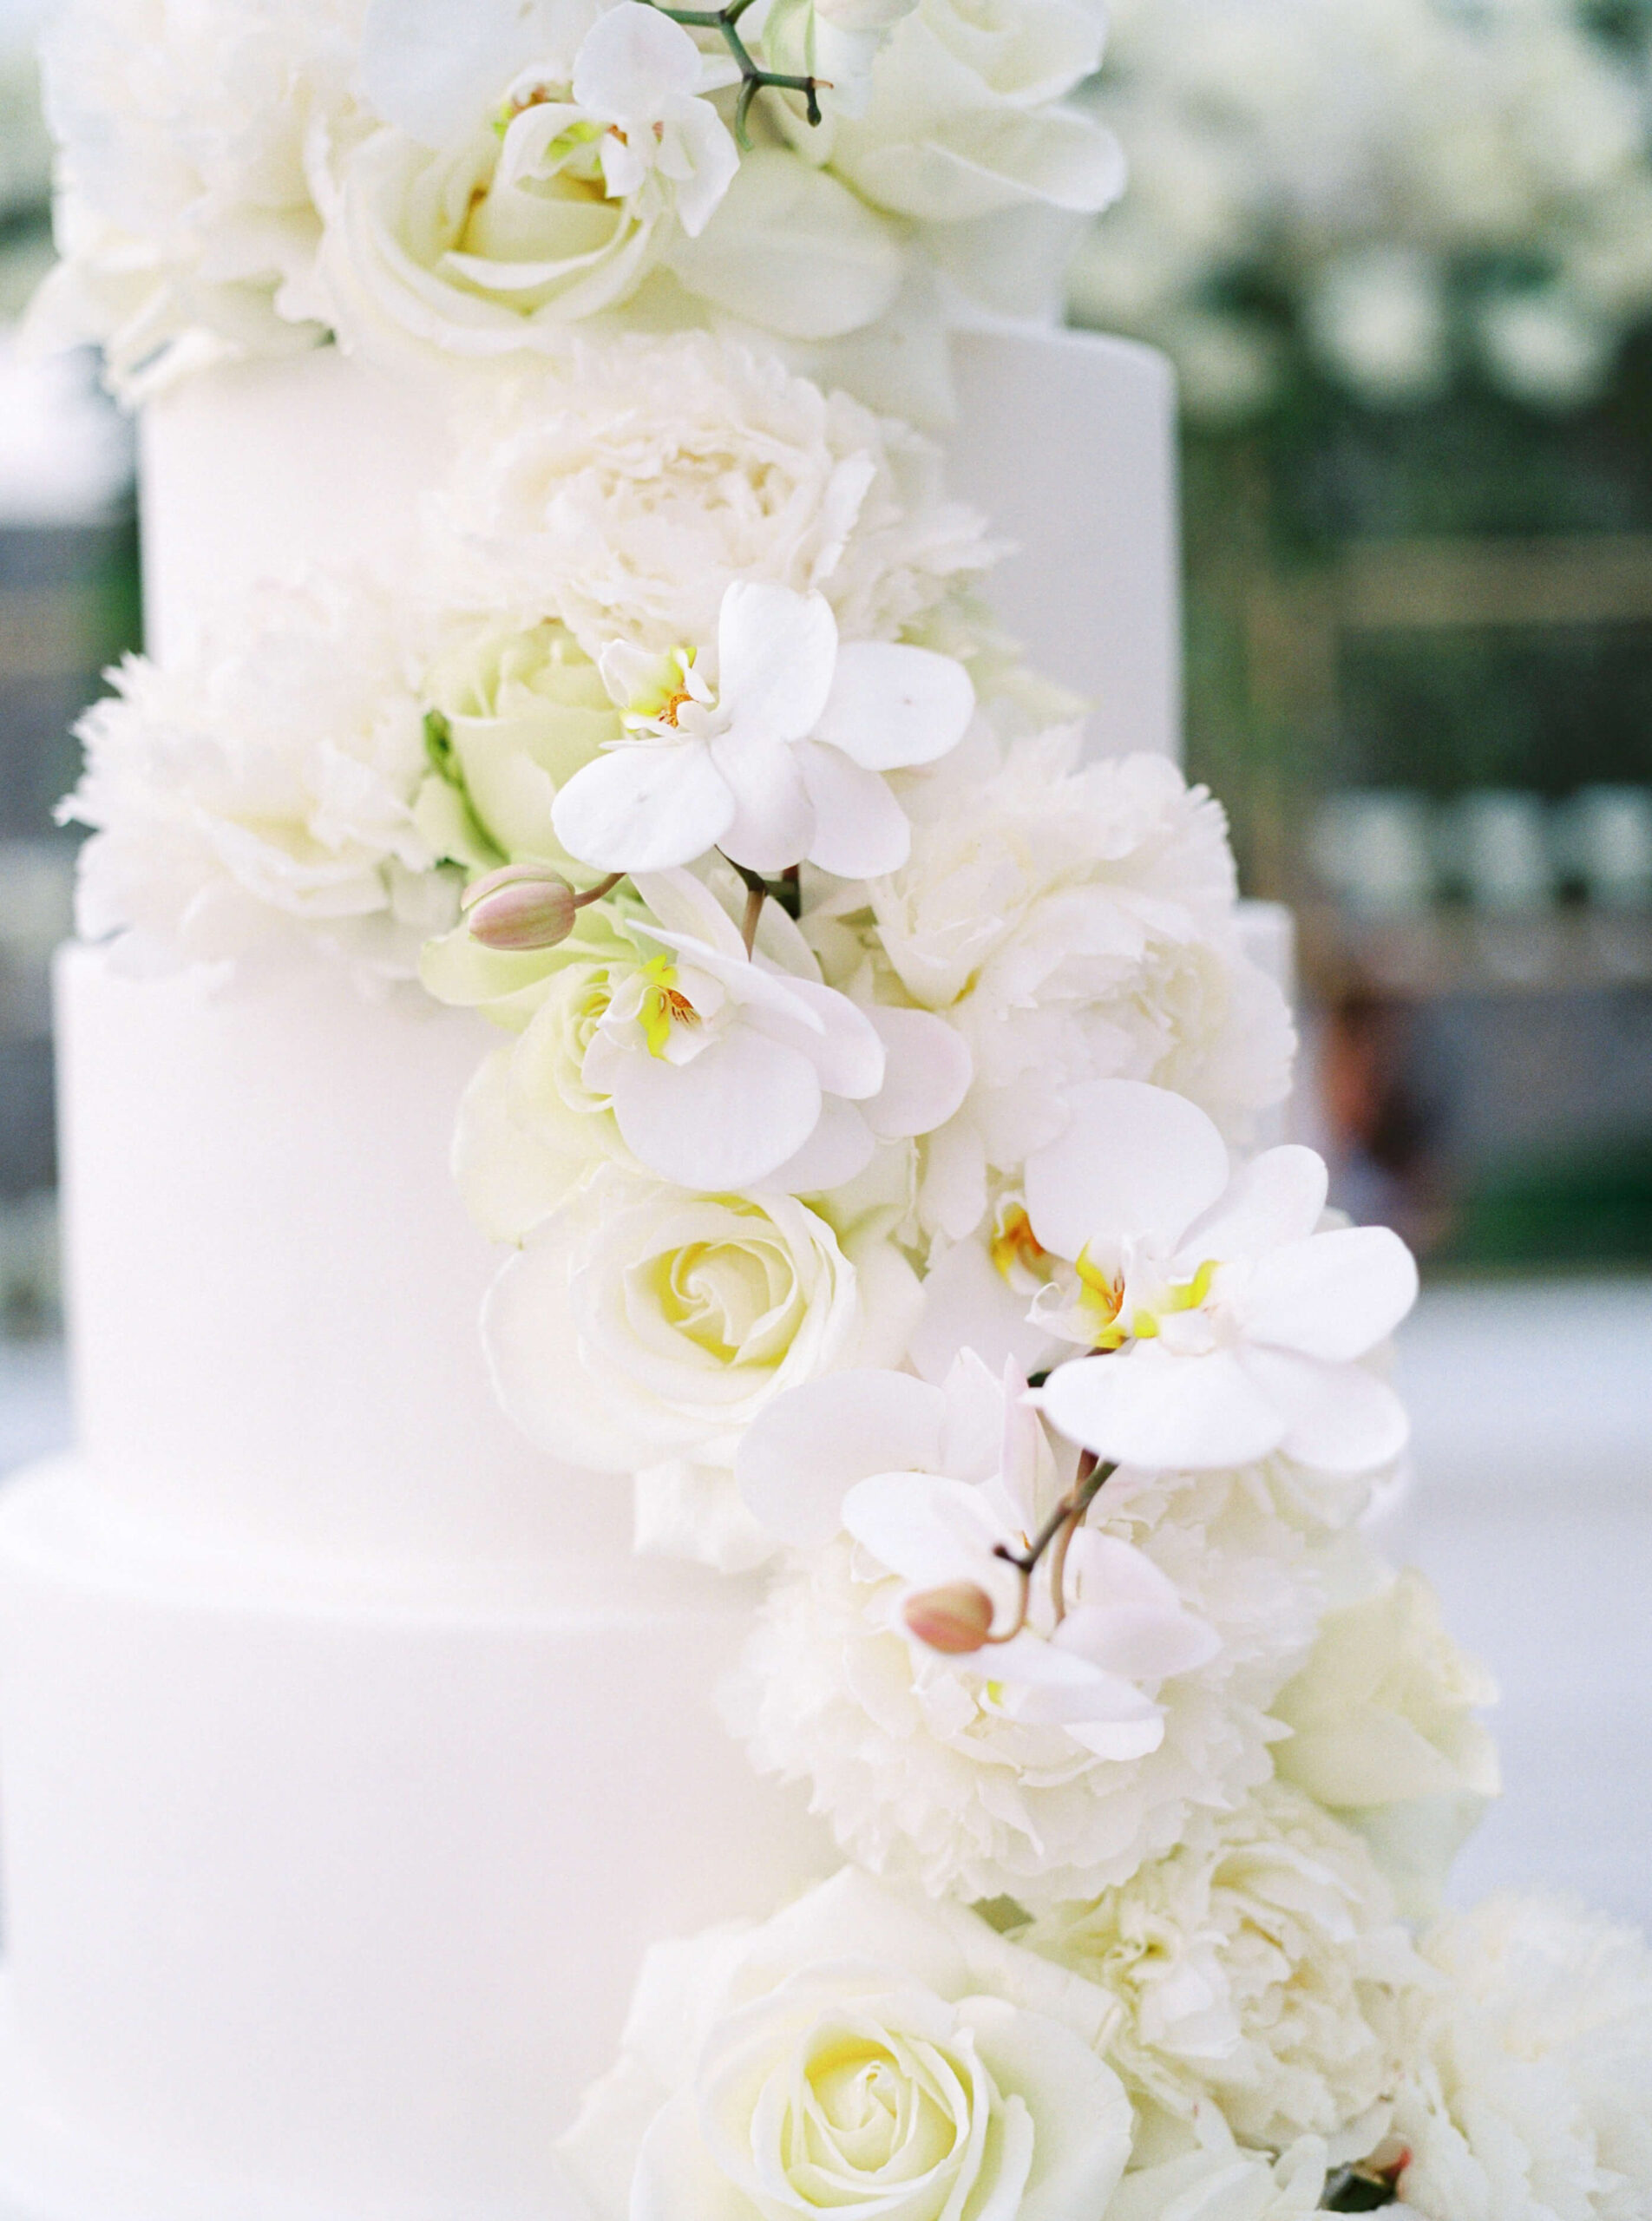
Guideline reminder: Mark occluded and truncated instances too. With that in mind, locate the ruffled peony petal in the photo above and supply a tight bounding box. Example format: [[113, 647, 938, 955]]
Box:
[[552, 740, 733, 871], [1025, 1078, 1232, 1265], [792, 736, 912, 878], [815, 640, 976, 770], [1041, 1342, 1288, 1470], [738, 1369, 946, 1545], [1242, 1223, 1419, 1362], [607, 1023, 823, 1188]]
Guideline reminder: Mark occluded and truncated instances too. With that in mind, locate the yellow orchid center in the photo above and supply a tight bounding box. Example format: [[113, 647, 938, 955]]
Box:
[[990, 1204, 1049, 1285], [1075, 1245, 1129, 1350], [639, 954, 698, 1058], [1131, 1259, 1219, 1343]]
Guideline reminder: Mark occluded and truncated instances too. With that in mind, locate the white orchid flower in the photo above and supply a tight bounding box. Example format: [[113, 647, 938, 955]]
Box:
[[551, 580, 976, 878], [738, 1352, 1218, 1760], [495, 7, 740, 242], [597, 871, 971, 1190], [1019, 1080, 1418, 1475]]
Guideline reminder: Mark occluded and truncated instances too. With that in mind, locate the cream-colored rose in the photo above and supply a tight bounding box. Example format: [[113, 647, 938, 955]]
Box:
[[481, 1165, 922, 1476], [558, 1867, 1133, 2221], [415, 619, 620, 874], [1272, 1569, 1501, 1918]]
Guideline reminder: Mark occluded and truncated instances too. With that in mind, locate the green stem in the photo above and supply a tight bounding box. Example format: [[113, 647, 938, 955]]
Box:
[[642, 0, 826, 141]]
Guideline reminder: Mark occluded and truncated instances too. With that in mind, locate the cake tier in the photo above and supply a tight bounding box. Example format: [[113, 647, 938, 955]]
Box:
[[56, 941, 607, 1564], [0, 1461, 828, 2219], [141, 328, 1181, 758]]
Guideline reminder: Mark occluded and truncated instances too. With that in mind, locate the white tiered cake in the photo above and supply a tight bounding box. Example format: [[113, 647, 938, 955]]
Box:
[[0, 332, 1178, 2216], [12, 0, 1652, 2215]]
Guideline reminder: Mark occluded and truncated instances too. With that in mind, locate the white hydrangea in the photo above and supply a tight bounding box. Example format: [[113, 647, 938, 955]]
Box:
[[1393, 1895, 1652, 2221], [432, 331, 994, 658], [810, 730, 1295, 1241], [62, 574, 452, 982], [30, 0, 366, 399], [1019, 1779, 1423, 2155], [728, 1459, 1327, 1909]]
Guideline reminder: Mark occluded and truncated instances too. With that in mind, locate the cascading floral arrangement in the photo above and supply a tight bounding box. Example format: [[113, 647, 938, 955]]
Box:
[[38, 0, 1652, 2213]]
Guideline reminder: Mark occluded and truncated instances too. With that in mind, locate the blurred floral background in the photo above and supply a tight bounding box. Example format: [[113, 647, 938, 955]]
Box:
[[0, 0, 1648, 1912]]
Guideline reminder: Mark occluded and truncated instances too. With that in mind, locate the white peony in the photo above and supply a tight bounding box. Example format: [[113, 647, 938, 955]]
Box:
[[1019, 1779, 1423, 2155], [1107, 2112, 1329, 2220], [1270, 1567, 1500, 1919], [433, 331, 995, 658], [557, 1866, 1135, 2221], [1391, 1895, 1652, 2221], [481, 1164, 922, 1555], [730, 1456, 1327, 1907], [811, 732, 1295, 1242], [30, 0, 364, 399], [62, 573, 452, 983]]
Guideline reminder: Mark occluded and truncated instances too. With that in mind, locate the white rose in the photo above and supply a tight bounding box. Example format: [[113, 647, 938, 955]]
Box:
[[433, 330, 993, 658], [557, 1866, 1134, 2221], [30, 0, 363, 398], [1271, 1567, 1501, 1918], [312, 5, 740, 362], [730, 1459, 1325, 1906], [1020, 1781, 1424, 2154], [817, 731, 1294, 1242], [482, 1163, 922, 1472], [62, 572, 452, 984]]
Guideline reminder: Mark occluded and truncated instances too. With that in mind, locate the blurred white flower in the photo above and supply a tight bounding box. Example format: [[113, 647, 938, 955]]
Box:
[[1393, 1894, 1652, 2221], [552, 580, 974, 877], [1106, 2110, 1329, 2219], [1271, 1565, 1500, 1919], [30, 0, 364, 397], [433, 331, 995, 658], [1021, 1080, 1417, 1475], [558, 1867, 1134, 2221], [1019, 1779, 1424, 2153], [62, 573, 450, 984]]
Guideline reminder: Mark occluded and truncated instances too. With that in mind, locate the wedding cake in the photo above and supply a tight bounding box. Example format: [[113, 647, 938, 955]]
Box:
[[5, 2, 1649, 2218]]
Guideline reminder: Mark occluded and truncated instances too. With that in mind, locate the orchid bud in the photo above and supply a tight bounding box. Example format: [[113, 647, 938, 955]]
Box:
[[903, 1581, 998, 1655], [462, 864, 577, 953]]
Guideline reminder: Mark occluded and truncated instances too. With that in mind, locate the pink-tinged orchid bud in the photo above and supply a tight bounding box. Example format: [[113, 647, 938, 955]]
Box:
[[903, 1582, 998, 1655], [462, 864, 577, 953]]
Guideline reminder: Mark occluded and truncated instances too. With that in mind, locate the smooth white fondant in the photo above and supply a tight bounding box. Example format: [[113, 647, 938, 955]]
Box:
[[55, 942, 624, 1563], [0, 1462, 830, 2217], [139, 331, 1182, 753]]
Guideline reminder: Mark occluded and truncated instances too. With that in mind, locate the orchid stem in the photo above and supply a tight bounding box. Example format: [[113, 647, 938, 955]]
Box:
[[992, 1451, 1113, 1635], [572, 872, 624, 911], [641, 0, 827, 141]]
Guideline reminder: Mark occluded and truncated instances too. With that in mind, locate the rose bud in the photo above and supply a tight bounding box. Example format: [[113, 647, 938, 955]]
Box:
[[903, 1581, 998, 1655], [462, 864, 577, 952]]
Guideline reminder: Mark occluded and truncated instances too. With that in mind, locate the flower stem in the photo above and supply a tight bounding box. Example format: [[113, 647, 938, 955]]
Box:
[[991, 1451, 1115, 1636], [572, 872, 624, 911], [642, 0, 827, 141], [741, 881, 766, 955]]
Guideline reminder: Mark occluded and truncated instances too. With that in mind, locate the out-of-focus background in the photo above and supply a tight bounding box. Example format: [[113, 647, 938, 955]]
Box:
[[0, 0, 1648, 1916]]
